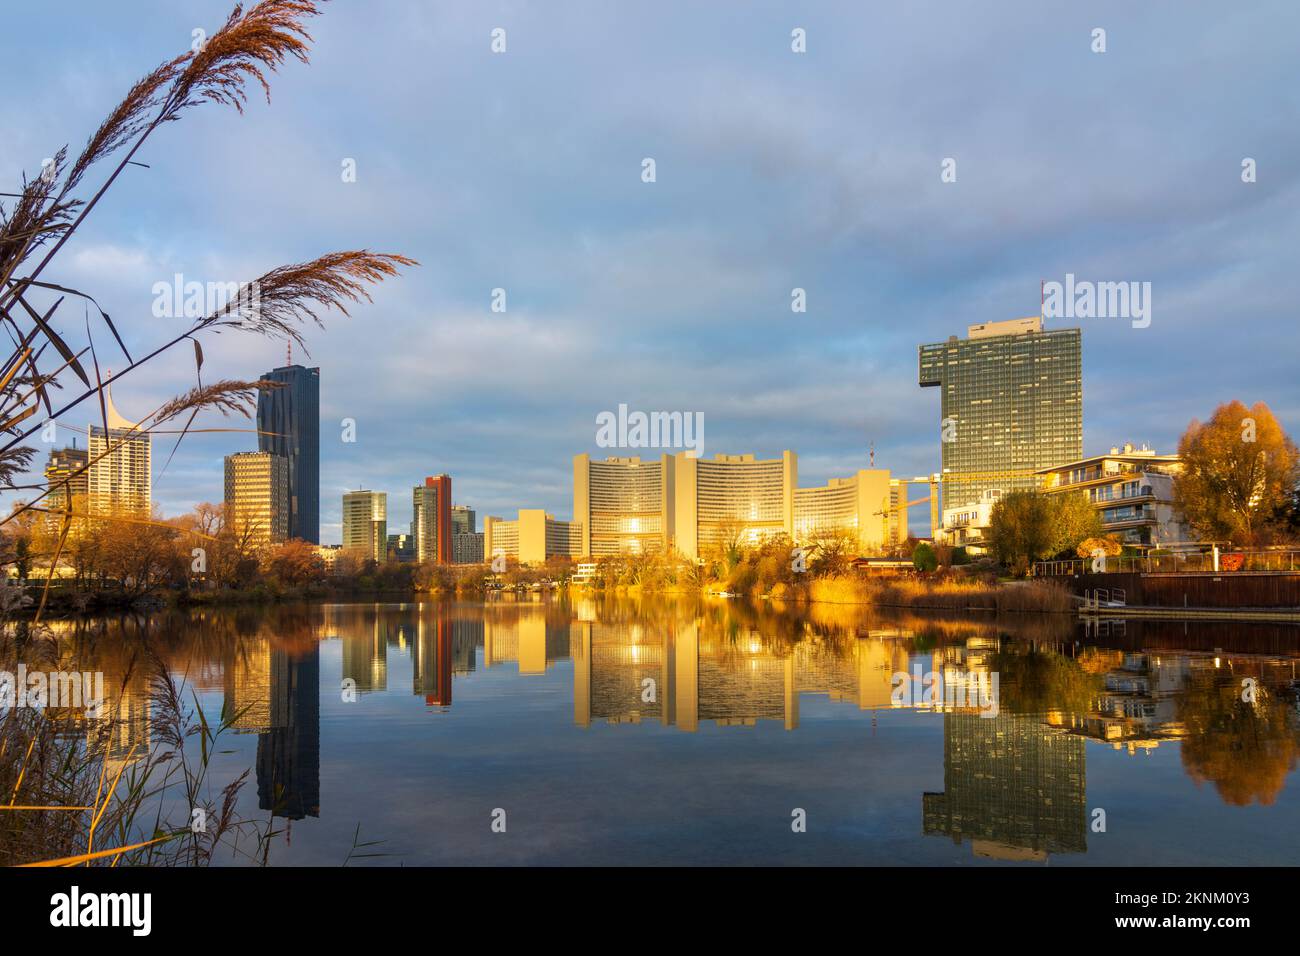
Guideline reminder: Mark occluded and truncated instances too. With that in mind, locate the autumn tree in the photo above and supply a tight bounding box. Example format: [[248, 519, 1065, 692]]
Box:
[[986, 491, 1054, 574], [1048, 491, 1103, 557], [1173, 401, 1299, 544], [1076, 535, 1122, 559], [988, 490, 1104, 573], [804, 527, 858, 577], [1177, 669, 1299, 806], [97, 506, 181, 596], [267, 538, 324, 587]]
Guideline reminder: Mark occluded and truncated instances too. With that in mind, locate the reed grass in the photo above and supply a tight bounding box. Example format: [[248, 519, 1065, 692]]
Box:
[[807, 575, 1073, 613], [0, 628, 271, 866]]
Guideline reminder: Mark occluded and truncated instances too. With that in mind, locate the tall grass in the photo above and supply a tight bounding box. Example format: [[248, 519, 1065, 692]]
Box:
[[807, 575, 1073, 613], [0, 626, 271, 866]]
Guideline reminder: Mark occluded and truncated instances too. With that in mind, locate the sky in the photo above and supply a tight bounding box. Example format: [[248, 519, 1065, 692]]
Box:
[[2, 0, 1297, 543]]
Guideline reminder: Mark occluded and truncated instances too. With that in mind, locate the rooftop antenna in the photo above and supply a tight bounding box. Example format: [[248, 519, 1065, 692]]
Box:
[[286, 337, 292, 367], [869, 442, 875, 468]]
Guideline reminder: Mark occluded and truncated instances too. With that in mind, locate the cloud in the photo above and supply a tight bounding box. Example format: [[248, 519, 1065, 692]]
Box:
[[0, 0, 1295, 540]]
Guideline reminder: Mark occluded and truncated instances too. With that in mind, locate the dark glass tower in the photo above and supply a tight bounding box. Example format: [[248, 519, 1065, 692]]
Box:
[[256, 644, 320, 820], [257, 365, 320, 543]]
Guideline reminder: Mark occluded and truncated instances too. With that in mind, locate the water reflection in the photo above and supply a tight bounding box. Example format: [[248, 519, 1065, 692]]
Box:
[[28, 598, 1300, 864], [924, 713, 1087, 861]]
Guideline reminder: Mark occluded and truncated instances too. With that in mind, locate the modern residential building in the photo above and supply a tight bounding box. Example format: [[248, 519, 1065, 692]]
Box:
[[792, 469, 900, 553], [919, 316, 1082, 512], [451, 505, 476, 535], [257, 364, 320, 543], [482, 510, 583, 565], [452, 532, 484, 564], [87, 380, 151, 516], [224, 451, 290, 548], [412, 474, 452, 563], [1037, 443, 1191, 548], [43, 442, 88, 527], [671, 451, 797, 560], [341, 490, 387, 561], [573, 454, 672, 557], [937, 489, 1003, 556]]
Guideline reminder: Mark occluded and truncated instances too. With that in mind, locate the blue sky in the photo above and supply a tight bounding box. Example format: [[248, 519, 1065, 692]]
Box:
[[3, 0, 1297, 542]]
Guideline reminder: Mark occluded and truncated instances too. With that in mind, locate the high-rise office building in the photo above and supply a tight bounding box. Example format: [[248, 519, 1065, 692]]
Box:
[[671, 451, 797, 560], [341, 490, 387, 561], [87, 380, 151, 516], [573, 454, 671, 557], [482, 510, 582, 565], [451, 504, 476, 535], [43, 442, 88, 527], [412, 475, 452, 563], [452, 532, 484, 564], [919, 316, 1081, 511], [257, 364, 320, 543], [792, 470, 899, 553], [570, 449, 907, 559], [224, 451, 290, 549]]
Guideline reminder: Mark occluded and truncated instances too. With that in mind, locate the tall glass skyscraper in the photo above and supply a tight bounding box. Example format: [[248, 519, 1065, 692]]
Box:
[[257, 364, 320, 543], [919, 317, 1081, 512]]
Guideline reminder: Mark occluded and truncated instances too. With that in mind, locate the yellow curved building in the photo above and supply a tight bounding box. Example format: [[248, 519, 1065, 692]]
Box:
[[573, 454, 670, 556]]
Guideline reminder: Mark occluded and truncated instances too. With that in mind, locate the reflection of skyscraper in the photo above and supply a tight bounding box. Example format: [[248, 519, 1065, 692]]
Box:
[[256, 644, 320, 820], [340, 619, 388, 693], [225, 638, 273, 733], [451, 619, 481, 675], [577, 623, 668, 726], [95, 661, 152, 774], [257, 364, 320, 543], [923, 713, 1087, 861], [413, 614, 452, 706], [572, 626, 908, 732], [482, 606, 571, 672]]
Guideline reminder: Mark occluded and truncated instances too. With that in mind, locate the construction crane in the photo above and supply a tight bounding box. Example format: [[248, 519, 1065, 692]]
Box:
[[873, 470, 1046, 538]]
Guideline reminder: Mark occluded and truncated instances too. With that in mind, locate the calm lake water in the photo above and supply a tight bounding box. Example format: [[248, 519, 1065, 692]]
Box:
[[41, 596, 1300, 866]]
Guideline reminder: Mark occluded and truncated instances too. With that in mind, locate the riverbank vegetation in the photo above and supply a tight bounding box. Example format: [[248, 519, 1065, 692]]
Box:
[[572, 530, 1073, 612]]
